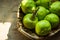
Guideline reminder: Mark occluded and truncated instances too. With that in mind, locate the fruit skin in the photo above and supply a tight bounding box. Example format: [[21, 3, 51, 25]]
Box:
[[21, 0, 36, 13], [44, 13, 59, 28], [23, 14, 38, 29], [36, 6, 49, 21], [50, 1, 60, 16], [35, 20, 51, 36], [36, 0, 51, 9]]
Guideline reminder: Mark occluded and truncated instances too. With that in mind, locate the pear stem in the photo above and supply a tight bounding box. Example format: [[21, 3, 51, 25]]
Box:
[[31, 8, 39, 21], [48, 2, 50, 10], [48, 0, 51, 10], [51, 0, 57, 3]]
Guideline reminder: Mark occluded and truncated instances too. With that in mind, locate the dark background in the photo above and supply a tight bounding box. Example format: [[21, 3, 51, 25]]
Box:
[[0, 0, 60, 40]]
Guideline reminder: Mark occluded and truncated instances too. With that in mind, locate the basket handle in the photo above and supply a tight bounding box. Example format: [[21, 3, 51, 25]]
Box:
[[18, 26, 41, 39]]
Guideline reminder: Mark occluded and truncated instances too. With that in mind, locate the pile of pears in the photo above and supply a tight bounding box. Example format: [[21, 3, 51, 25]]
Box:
[[20, 0, 60, 36]]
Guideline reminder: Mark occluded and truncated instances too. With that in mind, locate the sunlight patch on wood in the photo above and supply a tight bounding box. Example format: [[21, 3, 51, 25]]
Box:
[[0, 22, 11, 40]]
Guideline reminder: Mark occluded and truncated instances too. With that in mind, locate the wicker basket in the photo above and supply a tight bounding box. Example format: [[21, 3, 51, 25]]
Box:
[[17, 1, 60, 40]]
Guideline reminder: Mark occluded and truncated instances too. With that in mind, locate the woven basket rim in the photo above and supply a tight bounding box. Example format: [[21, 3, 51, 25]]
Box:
[[17, 22, 60, 40], [17, 13, 60, 40], [17, 6, 60, 40]]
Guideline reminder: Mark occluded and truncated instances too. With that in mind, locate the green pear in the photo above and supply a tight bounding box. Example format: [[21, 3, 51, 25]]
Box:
[[44, 13, 59, 28], [21, 0, 36, 13], [35, 20, 51, 36], [23, 14, 38, 29], [36, 0, 51, 9], [50, 1, 60, 16], [36, 6, 49, 21]]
